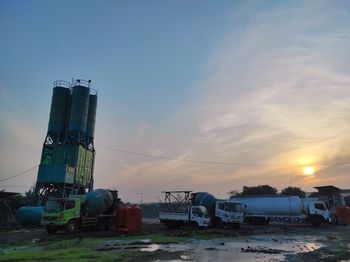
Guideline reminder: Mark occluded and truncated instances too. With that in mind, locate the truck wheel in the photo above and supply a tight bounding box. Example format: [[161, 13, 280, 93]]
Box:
[[310, 217, 322, 227], [263, 218, 270, 225], [107, 218, 116, 231], [46, 226, 57, 234], [65, 220, 79, 234], [214, 217, 224, 228], [166, 222, 180, 229], [191, 221, 199, 228], [229, 223, 240, 229]]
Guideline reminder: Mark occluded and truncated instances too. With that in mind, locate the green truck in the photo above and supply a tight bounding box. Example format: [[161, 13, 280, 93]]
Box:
[[41, 189, 120, 234]]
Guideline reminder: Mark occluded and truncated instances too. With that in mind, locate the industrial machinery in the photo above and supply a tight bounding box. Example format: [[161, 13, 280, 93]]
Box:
[[16, 79, 143, 234], [230, 195, 331, 226], [158, 191, 243, 228], [158, 191, 211, 228], [16, 79, 98, 225], [41, 188, 120, 234], [192, 192, 243, 228], [36, 79, 97, 197]]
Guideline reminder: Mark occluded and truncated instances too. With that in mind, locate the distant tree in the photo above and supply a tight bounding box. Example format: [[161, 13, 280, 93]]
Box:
[[281, 187, 306, 198], [240, 185, 278, 195], [227, 190, 239, 197]]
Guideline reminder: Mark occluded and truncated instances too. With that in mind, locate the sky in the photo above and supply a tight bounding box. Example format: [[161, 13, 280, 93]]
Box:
[[1, 0, 350, 202]]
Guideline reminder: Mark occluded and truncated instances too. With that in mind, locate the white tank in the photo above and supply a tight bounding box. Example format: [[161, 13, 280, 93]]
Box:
[[230, 196, 304, 216]]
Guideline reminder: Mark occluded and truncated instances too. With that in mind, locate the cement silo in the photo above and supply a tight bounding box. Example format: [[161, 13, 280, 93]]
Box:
[[47, 82, 71, 141], [86, 92, 97, 141], [68, 82, 90, 133]]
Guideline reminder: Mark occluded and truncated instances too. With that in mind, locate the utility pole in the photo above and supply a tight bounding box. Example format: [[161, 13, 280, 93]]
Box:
[[136, 192, 143, 204]]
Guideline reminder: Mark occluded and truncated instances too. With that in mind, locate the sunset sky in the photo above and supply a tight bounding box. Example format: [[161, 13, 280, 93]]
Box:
[[1, 0, 350, 202]]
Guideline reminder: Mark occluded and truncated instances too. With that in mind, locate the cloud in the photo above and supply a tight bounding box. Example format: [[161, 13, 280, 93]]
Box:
[[93, 1, 350, 201], [188, 1, 350, 192], [137, 121, 149, 141]]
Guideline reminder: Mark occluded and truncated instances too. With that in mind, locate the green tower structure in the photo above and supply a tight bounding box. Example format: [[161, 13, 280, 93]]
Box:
[[35, 79, 97, 200]]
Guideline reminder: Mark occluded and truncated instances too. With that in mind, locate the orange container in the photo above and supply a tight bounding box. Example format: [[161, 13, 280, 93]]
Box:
[[335, 206, 350, 225], [117, 205, 142, 233]]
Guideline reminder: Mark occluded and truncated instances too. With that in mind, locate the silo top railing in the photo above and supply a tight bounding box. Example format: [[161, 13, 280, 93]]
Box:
[[89, 88, 98, 95], [54, 80, 72, 88], [72, 79, 92, 88]]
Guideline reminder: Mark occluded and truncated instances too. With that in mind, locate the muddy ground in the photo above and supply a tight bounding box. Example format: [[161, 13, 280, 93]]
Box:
[[0, 221, 349, 261]]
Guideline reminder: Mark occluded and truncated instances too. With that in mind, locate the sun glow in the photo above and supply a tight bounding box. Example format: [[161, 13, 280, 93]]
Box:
[[303, 166, 315, 175]]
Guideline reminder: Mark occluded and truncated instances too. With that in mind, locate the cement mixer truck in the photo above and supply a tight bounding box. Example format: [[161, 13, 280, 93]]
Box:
[[159, 191, 243, 228], [41, 189, 120, 234], [192, 192, 243, 228], [229, 195, 331, 227]]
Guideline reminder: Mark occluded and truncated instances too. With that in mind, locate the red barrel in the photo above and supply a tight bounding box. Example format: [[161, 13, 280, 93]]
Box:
[[117, 205, 142, 233]]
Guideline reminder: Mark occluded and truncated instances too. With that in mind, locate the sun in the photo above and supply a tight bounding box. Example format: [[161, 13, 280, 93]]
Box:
[[303, 166, 315, 175]]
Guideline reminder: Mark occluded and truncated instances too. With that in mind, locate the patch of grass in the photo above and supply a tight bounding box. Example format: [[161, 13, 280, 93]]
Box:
[[0, 247, 133, 262], [0, 231, 246, 261]]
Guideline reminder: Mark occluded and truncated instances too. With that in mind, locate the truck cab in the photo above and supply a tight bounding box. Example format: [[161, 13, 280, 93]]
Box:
[[215, 201, 243, 227], [305, 201, 331, 225], [41, 197, 82, 234], [190, 206, 211, 227], [159, 205, 211, 228]]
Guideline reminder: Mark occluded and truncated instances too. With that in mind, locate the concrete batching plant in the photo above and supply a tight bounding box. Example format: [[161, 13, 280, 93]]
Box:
[[35, 79, 97, 200], [16, 79, 98, 224]]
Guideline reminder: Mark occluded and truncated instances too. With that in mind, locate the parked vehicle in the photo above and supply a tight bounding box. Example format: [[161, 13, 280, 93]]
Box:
[[41, 188, 120, 234], [192, 192, 243, 228], [230, 195, 331, 226], [159, 205, 211, 228], [158, 191, 243, 229]]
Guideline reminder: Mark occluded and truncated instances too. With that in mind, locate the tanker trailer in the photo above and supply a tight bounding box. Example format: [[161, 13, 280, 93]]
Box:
[[41, 189, 120, 234], [230, 195, 331, 226], [192, 192, 243, 227]]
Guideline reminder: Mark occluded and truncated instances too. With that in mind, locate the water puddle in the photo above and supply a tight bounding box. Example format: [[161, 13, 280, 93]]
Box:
[[140, 244, 161, 252], [94, 235, 323, 261]]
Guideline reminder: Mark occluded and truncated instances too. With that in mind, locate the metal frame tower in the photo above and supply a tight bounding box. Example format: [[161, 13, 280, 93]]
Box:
[[33, 79, 97, 203]]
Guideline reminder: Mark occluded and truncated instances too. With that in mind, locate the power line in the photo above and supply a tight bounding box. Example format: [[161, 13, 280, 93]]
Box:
[[96, 144, 350, 167], [0, 185, 31, 188], [1, 144, 350, 186], [0, 165, 38, 183]]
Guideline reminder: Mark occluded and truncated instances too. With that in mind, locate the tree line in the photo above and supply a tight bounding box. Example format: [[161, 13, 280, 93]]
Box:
[[228, 185, 306, 198]]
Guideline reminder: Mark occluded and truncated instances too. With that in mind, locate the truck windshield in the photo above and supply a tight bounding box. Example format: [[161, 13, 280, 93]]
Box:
[[192, 207, 209, 218], [225, 202, 242, 212], [65, 200, 75, 210], [200, 207, 209, 218], [45, 200, 64, 212], [314, 203, 326, 211]]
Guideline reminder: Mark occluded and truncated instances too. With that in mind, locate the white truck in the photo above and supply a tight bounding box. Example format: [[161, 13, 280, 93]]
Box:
[[159, 206, 211, 228], [213, 200, 244, 227], [192, 192, 243, 228], [158, 191, 243, 229], [230, 195, 331, 227]]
